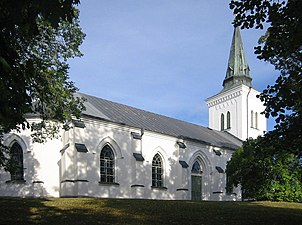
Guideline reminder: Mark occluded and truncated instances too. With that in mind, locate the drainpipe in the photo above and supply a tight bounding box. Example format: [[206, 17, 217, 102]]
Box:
[[246, 87, 251, 139]]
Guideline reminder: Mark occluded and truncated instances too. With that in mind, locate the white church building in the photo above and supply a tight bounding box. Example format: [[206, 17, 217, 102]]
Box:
[[0, 27, 266, 200]]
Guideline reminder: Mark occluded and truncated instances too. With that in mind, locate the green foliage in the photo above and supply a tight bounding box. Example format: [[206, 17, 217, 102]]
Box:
[[0, 135, 9, 169], [0, 0, 85, 167], [230, 0, 302, 156], [0, 1, 85, 140], [228, 0, 302, 202], [226, 137, 302, 202]]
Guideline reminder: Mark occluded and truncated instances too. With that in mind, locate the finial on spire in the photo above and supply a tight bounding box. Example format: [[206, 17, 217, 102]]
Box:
[[223, 26, 252, 89]]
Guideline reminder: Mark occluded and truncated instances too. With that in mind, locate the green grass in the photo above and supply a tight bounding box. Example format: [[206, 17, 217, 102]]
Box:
[[0, 198, 301, 225]]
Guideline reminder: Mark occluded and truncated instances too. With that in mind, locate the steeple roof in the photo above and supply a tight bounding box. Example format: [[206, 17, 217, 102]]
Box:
[[223, 26, 252, 90]]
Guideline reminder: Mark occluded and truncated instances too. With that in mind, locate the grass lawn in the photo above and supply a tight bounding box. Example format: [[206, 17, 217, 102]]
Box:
[[0, 198, 301, 225]]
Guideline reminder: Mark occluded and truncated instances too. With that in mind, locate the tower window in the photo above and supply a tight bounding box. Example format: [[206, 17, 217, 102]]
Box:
[[255, 112, 258, 129], [221, 113, 225, 131], [227, 111, 231, 129], [251, 111, 258, 129], [251, 110, 254, 128]]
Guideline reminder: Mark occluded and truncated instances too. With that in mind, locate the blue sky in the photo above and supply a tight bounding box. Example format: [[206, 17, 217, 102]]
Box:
[[68, 0, 277, 131]]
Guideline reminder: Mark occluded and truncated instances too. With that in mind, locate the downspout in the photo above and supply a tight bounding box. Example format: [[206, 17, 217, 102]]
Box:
[[246, 87, 252, 139]]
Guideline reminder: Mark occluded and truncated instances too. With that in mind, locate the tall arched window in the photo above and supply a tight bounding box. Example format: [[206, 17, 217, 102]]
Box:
[[251, 110, 254, 128], [255, 112, 258, 129], [152, 153, 163, 187], [227, 111, 231, 129], [9, 142, 24, 180], [221, 113, 225, 131], [100, 145, 115, 183], [191, 161, 202, 200]]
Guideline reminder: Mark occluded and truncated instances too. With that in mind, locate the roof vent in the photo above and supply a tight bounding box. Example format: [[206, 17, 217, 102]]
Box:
[[75, 143, 88, 153], [215, 166, 224, 173], [133, 153, 144, 161], [131, 132, 142, 140], [177, 141, 186, 149], [213, 149, 222, 156], [72, 120, 85, 128], [179, 160, 189, 168]]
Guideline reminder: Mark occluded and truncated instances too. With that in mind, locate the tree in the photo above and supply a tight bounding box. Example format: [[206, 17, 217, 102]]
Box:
[[226, 137, 302, 202], [227, 0, 302, 201], [0, 1, 85, 167], [230, 0, 302, 156]]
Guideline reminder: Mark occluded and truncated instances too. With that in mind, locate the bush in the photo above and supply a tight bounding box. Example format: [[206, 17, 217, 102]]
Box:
[[226, 137, 302, 202]]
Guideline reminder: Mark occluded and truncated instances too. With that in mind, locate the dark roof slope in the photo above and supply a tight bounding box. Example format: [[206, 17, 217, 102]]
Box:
[[76, 93, 242, 150]]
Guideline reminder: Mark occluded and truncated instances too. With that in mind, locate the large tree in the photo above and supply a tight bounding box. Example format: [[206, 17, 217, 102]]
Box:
[[0, 0, 85, 167], [230, 0, 302, 155], [227, 0, 302, 201]]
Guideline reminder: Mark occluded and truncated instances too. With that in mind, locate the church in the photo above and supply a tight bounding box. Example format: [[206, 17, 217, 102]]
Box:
[[0, 27, 266, 200]]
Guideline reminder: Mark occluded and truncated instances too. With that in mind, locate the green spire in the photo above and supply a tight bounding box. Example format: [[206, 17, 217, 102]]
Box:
[[223, 26, 252, 89]]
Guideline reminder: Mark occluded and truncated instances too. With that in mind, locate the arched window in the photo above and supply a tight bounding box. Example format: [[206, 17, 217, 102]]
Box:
[[191, 161, 202, 200], [255, 112, 258, 129], [9, 142, 24, 180], [227, 111, 231, 129], [191, 161, 202, 174], [100, 145, 115, 183], [152, 153, 163, 187], [251, 110, 254, 128], [221, 113, 225, 131]]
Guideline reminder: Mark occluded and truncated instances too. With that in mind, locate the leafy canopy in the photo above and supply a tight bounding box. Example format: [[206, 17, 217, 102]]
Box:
[[226, 137, 302, 202], [0, 0, 85, 167], [230, 0, 302, 156], [227, 0, 302, 201], [0, 0, 85, 134]]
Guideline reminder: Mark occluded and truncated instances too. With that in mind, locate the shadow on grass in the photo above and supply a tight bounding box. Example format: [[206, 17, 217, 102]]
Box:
[[0, 198, 301, 225]]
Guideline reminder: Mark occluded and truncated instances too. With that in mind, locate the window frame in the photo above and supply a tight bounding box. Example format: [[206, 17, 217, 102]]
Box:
[[100, 145, 115, 183], [152, 153, 164, 188], [251, 110, 254, 128], [221, 113, 225, 131], [227, 111, 231, 129], [9, 142, 24, 181], [255, 112, 258, 129]]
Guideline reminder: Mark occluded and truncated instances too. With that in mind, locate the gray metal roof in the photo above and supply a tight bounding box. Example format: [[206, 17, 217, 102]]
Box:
[[77, 92, 242, 150]]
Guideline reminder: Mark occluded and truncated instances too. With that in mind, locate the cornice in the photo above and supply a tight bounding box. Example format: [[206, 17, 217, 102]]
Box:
[[206, 89, 242, 107]]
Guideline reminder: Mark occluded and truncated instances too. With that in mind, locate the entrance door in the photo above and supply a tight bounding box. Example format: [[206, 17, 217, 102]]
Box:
[[191, 175, 202, 200]]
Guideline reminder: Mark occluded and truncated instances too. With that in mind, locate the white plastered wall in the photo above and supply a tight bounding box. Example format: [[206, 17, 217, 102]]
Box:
[[206, 84, 267, 141], [0, 116, 241, 201], [59, 116, 241, 200], [0, 118, 61, 197]]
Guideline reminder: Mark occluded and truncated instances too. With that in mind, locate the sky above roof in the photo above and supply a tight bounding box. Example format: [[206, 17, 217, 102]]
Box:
[[68, 0, 277, 131]]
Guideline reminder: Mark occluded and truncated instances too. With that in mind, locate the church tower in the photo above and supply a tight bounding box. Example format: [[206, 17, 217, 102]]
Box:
[[206, 27, 267, 140]]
